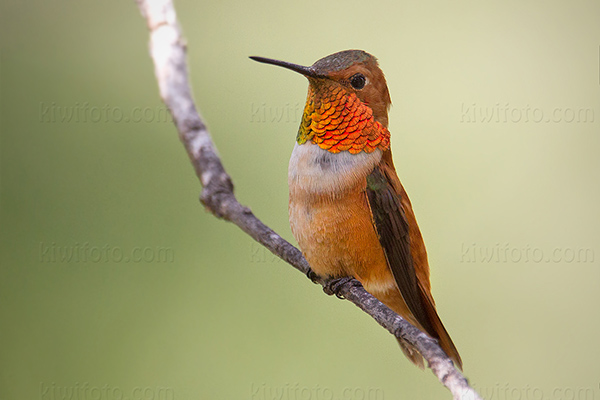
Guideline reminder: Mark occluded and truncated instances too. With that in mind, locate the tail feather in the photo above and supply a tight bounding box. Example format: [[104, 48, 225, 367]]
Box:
[[417, 281, 463, 370], [375, 285, 462, 370]]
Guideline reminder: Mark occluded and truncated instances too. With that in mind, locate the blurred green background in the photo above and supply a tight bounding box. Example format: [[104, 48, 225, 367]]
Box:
[[1, 0, 599, 399]]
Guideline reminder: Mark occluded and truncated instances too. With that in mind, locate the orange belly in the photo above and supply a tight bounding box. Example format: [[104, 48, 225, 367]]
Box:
[[289, 185, 423, 329], [289, 187, 381, 277]]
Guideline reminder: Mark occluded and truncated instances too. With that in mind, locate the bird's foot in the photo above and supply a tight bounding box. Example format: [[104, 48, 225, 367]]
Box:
[[323, 277, 362, 299], [306, 268, 319, 284]]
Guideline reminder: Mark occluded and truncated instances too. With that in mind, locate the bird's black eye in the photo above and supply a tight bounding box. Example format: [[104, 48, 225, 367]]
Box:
[[350, 73, 366, 90]]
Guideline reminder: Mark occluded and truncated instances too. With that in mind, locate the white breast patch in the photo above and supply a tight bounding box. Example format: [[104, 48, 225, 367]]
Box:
[[288, 142, 382, 195]]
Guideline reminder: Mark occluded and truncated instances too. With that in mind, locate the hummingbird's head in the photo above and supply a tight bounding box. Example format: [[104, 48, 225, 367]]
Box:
[[251, 50, 391, 154]]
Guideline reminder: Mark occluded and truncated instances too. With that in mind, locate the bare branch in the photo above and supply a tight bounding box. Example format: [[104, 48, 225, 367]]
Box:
[[135, 1, 483, 399]]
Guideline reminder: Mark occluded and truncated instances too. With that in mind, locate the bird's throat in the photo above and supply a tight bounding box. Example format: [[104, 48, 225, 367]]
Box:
[[297, 84, 390, 154]]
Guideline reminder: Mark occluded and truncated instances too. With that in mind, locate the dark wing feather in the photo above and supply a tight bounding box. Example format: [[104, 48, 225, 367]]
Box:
[[366, 165, 437, 336]]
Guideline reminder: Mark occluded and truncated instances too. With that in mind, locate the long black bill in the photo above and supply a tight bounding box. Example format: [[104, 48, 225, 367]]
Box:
[[249, 56, 319, 78]]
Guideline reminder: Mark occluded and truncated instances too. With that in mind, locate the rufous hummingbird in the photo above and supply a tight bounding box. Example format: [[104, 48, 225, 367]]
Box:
[[250, 50, 462, 369]]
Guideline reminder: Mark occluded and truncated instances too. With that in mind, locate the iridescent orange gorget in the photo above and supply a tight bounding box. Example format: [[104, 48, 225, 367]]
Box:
[[297, 82, 390, 154]]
